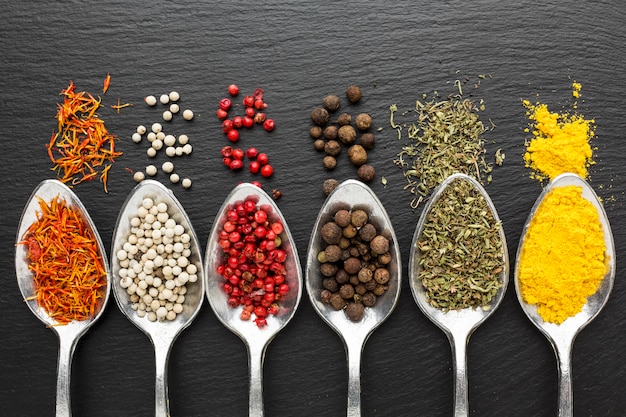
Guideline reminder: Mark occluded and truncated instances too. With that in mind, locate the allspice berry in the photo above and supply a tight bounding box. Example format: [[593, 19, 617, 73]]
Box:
[[311, 107, 330, 126], [346, 85, 362, 103], [313, 139, 325, 151], [321, 221, 342, 244], [310, 126, 322, 139], [374, 268, 390, 284], [354, 113, 372, 131], [346, 302, 365, 321], [348, 144, 368, 166], [322, 178, 339, 195], [323, 155, 337, 170], [323, 125, 338, 140], [362, 292, 377, 307], [337, 113, 352, 126], [338, 125, 357, 145], [344, 257, 362, 274], [334, 209, 352, 227], [324, 140, 341, 156], [323, 95, 340, 112], [370, 235, 390, 255], [350, 209, 369, 227], [324, 244, 343, 262], [357, 164, 376, 182], [359, 133, 375, 149], [359, 223, 377, 242], [330, 293, 347, 310]]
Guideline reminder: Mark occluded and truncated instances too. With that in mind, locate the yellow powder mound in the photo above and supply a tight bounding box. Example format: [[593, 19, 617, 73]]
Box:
[[517, 185, 608, 324], [523, 83, 596, 182]]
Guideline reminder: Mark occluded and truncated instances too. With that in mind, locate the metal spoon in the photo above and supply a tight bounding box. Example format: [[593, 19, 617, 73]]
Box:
[[513, 173, 615, 417], [110, 179, 204, 417], [15, 179, 111, 417], [204, 183, 302, 417], [305, 179, 401, 417], [408, 173, 509, 417]]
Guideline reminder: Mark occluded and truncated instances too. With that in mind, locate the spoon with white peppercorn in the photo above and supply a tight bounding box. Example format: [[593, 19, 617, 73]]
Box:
[[111, 179, 204, 417], [306, 179, 401, 417]]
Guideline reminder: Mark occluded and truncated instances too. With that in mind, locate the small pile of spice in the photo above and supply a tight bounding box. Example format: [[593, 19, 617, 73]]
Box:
[[417, 178, 504, 310], [392, 80, 501, 209], [523, 82, 596, 182], [309, 85, 378, 194], [48, 77, 122, 192], [115, 197, 199, 322], [215, 196, 290, 328], [517, 185, 608, 324], [20, 196, 107, 324], [318, 208, 393, 321]]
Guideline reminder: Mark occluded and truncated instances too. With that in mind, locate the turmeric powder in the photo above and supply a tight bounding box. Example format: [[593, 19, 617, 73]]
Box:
[[517, 185, 608, 324], [522, 83, 596, 182]]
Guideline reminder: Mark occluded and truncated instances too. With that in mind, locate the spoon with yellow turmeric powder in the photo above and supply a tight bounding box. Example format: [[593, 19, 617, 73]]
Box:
[[515, 172, 615, 417]]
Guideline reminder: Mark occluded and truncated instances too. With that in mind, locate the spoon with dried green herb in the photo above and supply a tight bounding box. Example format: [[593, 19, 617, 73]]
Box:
[[409, 173, 508, 417]]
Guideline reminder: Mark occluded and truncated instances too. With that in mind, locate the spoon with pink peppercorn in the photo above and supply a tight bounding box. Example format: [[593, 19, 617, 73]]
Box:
[[306, 179, 401, 417], [204, 183, 303, 417]]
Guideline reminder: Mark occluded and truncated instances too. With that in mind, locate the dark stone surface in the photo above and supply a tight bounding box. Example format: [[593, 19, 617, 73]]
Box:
[[1, 1, 625, 416]]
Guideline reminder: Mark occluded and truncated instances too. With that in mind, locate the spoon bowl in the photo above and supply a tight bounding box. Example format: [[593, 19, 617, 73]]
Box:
[[204, 183, 302, 417], [110, 179, 204, 417], [408, 173, 509, 417], [15, 179, 111, 417], [514, 173, 615, 417], [306, 179, 401, 417]]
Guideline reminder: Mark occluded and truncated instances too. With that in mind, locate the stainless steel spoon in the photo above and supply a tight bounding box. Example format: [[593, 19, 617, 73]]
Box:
[[15, 179, 111, 417], [408, 173, 509, 417], [204, 183, 302, 417], [306, 179, 401, 417], [513, 173, 615, 417], [110, 179, 205, 417]]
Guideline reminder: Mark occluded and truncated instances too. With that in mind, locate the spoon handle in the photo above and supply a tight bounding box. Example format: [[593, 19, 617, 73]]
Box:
[[450, 332, 469, 417], [154, 339, 173, 417], [346, 336, 365, 417], [55, 329, 78, 417], [555, 339, 574, 417], [248, 342, 266, 417]]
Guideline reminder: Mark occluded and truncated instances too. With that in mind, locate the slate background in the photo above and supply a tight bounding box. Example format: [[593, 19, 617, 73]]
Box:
[[1, 1, 625, 416]]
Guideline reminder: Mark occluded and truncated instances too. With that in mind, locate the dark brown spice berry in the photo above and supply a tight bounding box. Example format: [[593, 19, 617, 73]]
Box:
[[346, 85, 362, 104], [350, 209, 369, 227], [330, 292, 347, 310], [344, 257, 361, 274], [374, 268, 390, 284], [311, 107, 330, 126], [320, 262, 338, 277], [324, 140, 341, 157], [362, 292, 377, 307], [310, 126, 323, 139], [323, 155, 337, 170], [334, 209, 352, 227], [323, 125, 338, 140], [357, 164, 376, 182], [359, 223, 377, 242], [323, 277, 339, 292], [373, 285, 386, 296], [338, 125, 357, 145], [355, 284, 367, 295], [359, 133, 375, 149], [364, 279, 377, 291], [349, 275, 360, 286], [322, 178, 339, 195], [337, 113, 352, 126], [342, 224, 358, 239], [377, 252, 392, 265], [321, 221, 342, 244], [346, 302, 365, 321], [335, 269, 350, 284], [354, 113, 372, 131], [323, 95, 340, 112], [358, 267, 373, 283], [348, 144, 368, 166], [321, 289, 333, 303], [324, 244, 343, 262], [339, 284, 355, 300], [370, 235, 390, 255], [313, 139, 325, 151]]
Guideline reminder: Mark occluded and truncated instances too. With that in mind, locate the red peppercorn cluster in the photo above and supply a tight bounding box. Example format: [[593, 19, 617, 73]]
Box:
[[217, 86, 276, 141], [216, 85, 281, 197], [221, 145, 273, 179], [216, 197, 290, 327]]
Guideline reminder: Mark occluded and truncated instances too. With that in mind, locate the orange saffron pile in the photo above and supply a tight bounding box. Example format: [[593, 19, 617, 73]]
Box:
[[21, 196, 107, 324], [47, 77, 122, 192]]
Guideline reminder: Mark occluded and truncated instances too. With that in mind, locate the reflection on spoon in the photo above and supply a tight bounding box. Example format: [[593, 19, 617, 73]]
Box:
[[15, 179, 111, 417], [409, 173, 509, 417], [514, 173, 615, 417], [306, 179, 401, 417], [204, 183, 302, 417], [110, 180, 204, 417]]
